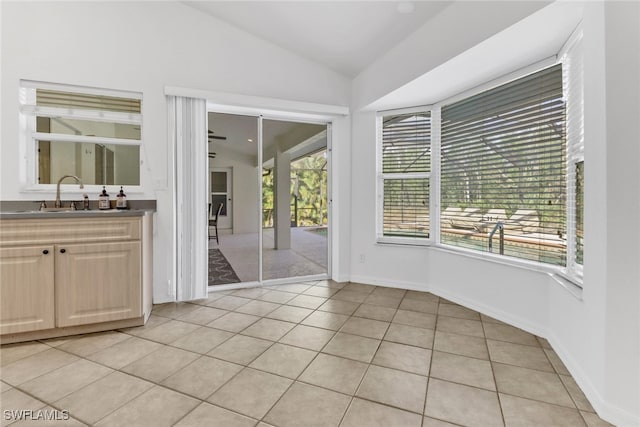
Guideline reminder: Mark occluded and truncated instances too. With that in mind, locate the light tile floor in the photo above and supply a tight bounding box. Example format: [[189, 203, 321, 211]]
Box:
[[1, 281, 615, 427]]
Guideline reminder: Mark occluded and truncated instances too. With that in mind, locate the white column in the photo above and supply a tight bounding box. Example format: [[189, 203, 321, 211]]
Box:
[[274, 146, 291, 249]]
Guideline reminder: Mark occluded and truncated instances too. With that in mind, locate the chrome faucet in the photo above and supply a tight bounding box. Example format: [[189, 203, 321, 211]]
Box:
[[55, 175, 84, 208]]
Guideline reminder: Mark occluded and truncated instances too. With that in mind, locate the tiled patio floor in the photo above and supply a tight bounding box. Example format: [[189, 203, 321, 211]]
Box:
[[211, 228, 327, 283], [1, 281, 613, 427]]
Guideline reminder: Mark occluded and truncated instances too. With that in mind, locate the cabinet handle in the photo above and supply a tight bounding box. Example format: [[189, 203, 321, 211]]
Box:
[[60, 249, 66, 254], [42, 249, 49, 255]]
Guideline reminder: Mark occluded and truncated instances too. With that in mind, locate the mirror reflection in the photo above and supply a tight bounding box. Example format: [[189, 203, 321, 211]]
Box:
[[38, 141, 140, 185], [33, 89, 142, 186], [207, 113, 260, 286]]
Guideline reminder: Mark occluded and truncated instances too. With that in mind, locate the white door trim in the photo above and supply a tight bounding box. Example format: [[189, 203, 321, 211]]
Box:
[[210, 167, 232, 230], [200, 94, 340, 288]]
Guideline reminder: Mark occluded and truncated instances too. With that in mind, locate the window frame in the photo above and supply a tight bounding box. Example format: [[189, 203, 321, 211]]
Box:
[[19, 80, 143, 193], [438, 63, 567, 268], [560, 29, 585, 282], [376, 105, 434, 246], [375, 43, 584, 285]]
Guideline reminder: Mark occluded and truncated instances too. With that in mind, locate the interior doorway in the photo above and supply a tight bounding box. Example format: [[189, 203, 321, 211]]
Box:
[[206, 111, 330, 289], [210, 168, 232, 230]]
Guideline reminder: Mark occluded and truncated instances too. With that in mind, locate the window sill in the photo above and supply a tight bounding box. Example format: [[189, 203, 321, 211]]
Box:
[[429, 244, 583, 297], [548, 271, 583, 300], [374, 238, 584, 298], [430, 243, 557, 272], [376, 236, 432, 247]]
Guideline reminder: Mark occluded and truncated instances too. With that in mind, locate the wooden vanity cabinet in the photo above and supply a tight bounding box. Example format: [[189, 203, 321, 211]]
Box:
[[0, 245, 55, 334], [55, 240, 141, 327], [0, 215, 149, 342]]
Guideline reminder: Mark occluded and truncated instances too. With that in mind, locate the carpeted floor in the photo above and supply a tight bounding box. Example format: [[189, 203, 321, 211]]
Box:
[[209, 249, 241, 286]]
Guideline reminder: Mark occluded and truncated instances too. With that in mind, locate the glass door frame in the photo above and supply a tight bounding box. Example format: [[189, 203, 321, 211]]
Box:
[[206, 109, 333, 292]]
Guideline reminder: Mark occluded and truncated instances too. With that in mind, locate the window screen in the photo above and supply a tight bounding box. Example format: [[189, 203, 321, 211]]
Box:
[[440, 65, 566, 265], [380, 112, 431, 239]]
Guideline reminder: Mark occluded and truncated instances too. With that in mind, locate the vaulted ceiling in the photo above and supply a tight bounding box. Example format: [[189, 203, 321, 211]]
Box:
[[184, 1, 452, 78]]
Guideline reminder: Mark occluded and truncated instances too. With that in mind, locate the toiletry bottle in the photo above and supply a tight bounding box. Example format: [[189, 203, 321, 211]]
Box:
[[98, 186, 110, 210], [116, 186, 127, 210], [83, 193, 90, 210]]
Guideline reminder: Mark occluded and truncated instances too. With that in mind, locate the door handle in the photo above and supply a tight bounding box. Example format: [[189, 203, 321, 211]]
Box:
[[60, 248, 66, 254], [42, 249, 49, 255]]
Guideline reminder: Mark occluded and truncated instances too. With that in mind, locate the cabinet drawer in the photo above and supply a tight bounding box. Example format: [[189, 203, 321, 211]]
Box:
[[0, 217, 141, 246]]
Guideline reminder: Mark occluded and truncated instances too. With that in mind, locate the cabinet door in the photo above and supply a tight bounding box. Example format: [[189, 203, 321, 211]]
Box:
[[1, 246, 55, 334], [56, 241, 141, 327]]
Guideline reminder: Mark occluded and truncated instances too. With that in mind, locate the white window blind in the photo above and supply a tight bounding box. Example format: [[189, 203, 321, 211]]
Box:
[[36, 89, 141, 113], [563, 30, 585, 276], [379, 111, 431, 240], [440, 64, 567, 266]]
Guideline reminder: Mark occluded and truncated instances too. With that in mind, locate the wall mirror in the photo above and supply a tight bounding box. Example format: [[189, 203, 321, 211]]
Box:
[[21, 84, 143, 187]]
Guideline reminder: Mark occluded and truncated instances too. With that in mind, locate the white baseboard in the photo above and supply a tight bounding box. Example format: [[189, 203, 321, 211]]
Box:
[[348, 275, 428, 292], [548, 333, 640, 427], [426, 282, 548, 338], [152, 293, 175, 305]]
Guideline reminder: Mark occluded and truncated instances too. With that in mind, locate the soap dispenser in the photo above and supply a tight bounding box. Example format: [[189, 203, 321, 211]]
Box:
[[116, 186, 128, 210], [98, 186, 110, 210]]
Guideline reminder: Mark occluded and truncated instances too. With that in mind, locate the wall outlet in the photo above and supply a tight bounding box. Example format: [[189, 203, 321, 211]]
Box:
[[153, 178, 166, 190], [359, 254, 365, 263]]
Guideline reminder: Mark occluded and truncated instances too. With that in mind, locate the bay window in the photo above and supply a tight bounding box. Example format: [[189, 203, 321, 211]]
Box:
[[376, 34, 584, 282]]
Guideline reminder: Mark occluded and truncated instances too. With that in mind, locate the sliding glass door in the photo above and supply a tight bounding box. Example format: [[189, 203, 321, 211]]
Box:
[[207, 113, 260, 285], [207, 113, 329, 288], [208, 112, 330, 286], [261, 119, 329, 282]]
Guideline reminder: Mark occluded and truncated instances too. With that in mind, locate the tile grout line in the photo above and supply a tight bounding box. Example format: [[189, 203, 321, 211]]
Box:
[[2, 282, 603, 426], [481, 315, 508, 427], [421, 295, 441, 424]]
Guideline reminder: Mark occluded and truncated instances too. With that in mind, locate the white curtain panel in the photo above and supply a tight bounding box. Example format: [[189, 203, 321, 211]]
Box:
[[169, 96, 208, 301]]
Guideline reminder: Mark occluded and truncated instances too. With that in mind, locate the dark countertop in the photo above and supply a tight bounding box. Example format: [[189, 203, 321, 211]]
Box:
[[0, 209, 151, 219], [0, 200, 156, 219]]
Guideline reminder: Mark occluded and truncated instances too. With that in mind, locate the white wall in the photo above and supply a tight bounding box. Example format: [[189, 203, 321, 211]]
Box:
[[349, 2, 639, 425], [0, 1, 350, 304], [351, 1, 548, 110], [329, 116, 351, 282], [601, 0, 640, 419]]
